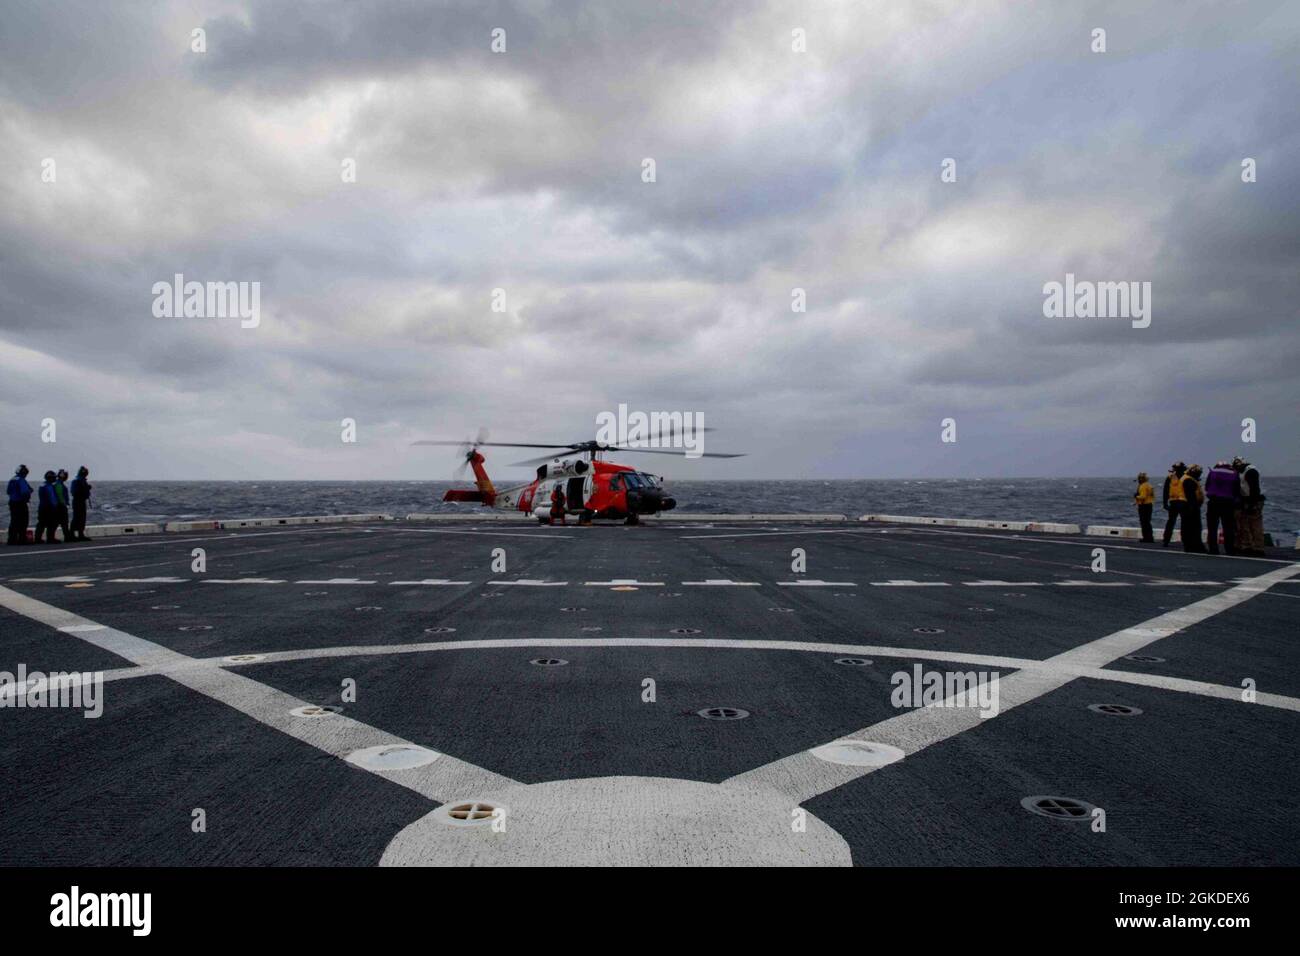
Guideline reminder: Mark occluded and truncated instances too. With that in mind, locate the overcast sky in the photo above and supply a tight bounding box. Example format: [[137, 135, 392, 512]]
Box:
[[2, 0, 1297, 481]]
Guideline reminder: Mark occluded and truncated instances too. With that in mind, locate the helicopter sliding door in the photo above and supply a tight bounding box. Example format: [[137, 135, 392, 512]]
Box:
[[566, 476, 587, 509]]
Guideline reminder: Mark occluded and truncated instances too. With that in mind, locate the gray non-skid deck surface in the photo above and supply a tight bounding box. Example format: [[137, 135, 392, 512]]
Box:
[[1, 521, 1296, 865]]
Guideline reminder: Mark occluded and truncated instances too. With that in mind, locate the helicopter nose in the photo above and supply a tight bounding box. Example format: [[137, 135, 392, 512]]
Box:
[[627, 490, 675, 514], [627, 490, 659, 514]]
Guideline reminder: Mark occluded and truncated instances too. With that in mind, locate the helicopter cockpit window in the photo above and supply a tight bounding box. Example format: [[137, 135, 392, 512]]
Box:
[[623, 473, 644, 489], [639, 474, 659, 488]]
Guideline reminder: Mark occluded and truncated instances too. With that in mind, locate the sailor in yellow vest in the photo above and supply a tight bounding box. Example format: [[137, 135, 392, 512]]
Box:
[[1160, 461, 1186, 548], [1133, 472, 1155, 542], [1180, 464, 1206, 553]]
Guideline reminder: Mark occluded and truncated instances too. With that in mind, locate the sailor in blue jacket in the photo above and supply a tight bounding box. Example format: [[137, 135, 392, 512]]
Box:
[[6, 464, 33, 545], [34, 471, 61, 544]]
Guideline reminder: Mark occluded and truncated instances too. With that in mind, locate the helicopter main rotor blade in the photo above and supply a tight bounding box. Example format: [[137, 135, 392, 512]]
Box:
[[507, 452, 578, 467], [606, 445, 746, 458], [412, 440, 583, 450], [508, 447, 745, 466]]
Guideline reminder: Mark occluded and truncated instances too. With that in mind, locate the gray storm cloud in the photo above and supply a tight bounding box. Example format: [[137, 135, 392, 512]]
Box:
[[1, 0, 1297, 480]]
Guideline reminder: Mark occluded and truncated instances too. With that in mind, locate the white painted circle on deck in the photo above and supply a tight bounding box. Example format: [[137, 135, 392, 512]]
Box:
[[345, 744, 439, 772], [380, 776, 850, 866], [434, 800, 502, 827], [810, 740, 906, 768], [290, 704, 341, 718]]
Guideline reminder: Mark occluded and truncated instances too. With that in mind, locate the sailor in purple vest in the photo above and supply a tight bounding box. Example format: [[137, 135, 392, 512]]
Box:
[[1203, 461, 1240, 556]]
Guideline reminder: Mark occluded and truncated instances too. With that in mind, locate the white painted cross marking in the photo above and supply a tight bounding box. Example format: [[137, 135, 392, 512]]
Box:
[[0, 585, 515, 801], [727, 562, 1300, 804]]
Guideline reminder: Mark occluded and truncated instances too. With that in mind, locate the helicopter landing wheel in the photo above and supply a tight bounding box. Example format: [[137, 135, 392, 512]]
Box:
[[579, 512, 594, 525], [624, 514, 640, 526]]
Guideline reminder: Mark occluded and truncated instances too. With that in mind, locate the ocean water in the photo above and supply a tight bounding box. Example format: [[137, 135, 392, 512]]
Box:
[[80, 477, 1300, 546]]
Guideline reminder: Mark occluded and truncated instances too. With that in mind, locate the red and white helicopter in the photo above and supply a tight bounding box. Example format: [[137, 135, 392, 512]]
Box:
[[414, 430, 743, 524]]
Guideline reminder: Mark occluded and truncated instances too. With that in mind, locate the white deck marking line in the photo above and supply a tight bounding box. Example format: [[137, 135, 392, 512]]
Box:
[[106, 577, 191, 583], [295, 578, 378, 585], [380, 528, 572, 540], [388, 579, 472, 586], [201, 578, 287, 585], [66, 634, 1300, 716], [870, 580, 949, 587], [0, 584, 515, 801], [0, 575, 1254, 591], [681, 529, 887, 540], [0, 526, 368, 560], [493, 579, 568, 586], [895, 534, 1196, 583], [778, 580, 856, 587], [83, 561, 179, 574], [889, 526, 1291, 564], [725, 561, 1300, 804], [7, 576, 96, 582]]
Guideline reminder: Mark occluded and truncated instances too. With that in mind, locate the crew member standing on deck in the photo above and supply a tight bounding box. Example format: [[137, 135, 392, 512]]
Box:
[[550, 484, 567, 525], [1181, 464, 1206, 553], [54, 469, 72, 542], [1233, 457, 1266, 557], [34, 471, 61, 544], [70, 466, 92, 541], [1203, 461, 1239, 556], [1133, 472, 1155, 543], [1161, 462, 1186, 548], [6, 464, 32, 545]]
